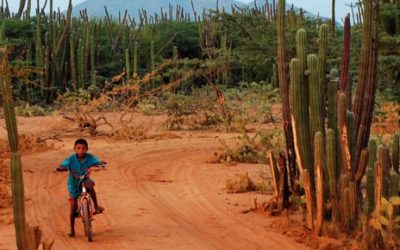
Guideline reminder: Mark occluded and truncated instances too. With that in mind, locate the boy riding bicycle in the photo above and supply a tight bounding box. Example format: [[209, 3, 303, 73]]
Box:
[[56, 138, 105, 237]]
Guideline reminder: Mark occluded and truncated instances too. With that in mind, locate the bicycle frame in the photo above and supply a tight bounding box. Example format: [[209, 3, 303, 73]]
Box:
[[78, 181, 94, 221]]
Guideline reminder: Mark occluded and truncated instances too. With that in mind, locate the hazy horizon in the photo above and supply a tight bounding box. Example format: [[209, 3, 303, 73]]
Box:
[[9, 0, 356, 23]]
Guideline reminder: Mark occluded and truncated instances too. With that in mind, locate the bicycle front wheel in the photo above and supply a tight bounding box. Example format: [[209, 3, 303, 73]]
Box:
[[82, 198, 93, 242]]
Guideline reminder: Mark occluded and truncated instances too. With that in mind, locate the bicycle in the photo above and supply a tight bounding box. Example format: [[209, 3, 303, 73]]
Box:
[[76, 164, 106, 242]]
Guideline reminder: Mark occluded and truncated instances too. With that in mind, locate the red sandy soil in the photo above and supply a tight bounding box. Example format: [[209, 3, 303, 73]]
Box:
[[0, 112, 307, 249]]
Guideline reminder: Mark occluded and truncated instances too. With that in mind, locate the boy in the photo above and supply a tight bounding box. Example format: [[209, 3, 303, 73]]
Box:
[[56, 138, 105, 237]]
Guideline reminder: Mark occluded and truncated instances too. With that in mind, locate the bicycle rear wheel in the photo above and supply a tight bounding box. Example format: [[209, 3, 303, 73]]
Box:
[[82, 199, 93, 242]]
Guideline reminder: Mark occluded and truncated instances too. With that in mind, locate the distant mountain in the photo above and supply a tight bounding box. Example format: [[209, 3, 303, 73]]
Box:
[[71, 0, 324, 22], [72, 0, 245, 19]]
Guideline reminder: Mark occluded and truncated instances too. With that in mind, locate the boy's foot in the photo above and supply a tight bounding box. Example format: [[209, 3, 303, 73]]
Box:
[[68, 231, 75, 238], [94, 206, 104, 214]]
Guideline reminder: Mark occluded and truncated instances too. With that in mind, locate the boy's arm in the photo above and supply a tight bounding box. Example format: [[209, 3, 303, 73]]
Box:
[[56, 157, 70, 172], [56, 165, 68, 172], [90, 154, 106, 167]]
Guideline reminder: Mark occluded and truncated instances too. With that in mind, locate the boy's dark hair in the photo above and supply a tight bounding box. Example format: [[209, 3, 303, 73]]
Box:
[[74, 138, 88, 148]]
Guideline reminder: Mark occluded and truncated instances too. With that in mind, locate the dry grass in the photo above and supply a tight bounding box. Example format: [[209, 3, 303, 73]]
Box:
[[225, 173, 257, 193]]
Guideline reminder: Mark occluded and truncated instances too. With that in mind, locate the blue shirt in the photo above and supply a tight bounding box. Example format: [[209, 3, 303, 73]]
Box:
[[60, 153, 101, 198]]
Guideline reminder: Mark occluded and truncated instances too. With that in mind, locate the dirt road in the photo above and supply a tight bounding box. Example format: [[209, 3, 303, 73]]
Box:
[[1, 115, 306, 249]]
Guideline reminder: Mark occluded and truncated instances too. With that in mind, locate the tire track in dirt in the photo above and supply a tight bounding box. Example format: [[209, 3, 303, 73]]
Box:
[[6, 137, 306, 249]]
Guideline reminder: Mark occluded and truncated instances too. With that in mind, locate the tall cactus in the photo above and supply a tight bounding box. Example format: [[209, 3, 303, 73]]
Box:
[[374, 156, 383, 214], [173, 45, 178, 60], [366, 139, 377, 215], [353, 0, 380, 169], [293, 29, 314, 189], [90, 35, 96, 86], [150, 40, 155, 87], [69, 31, 77, 89], [133, 41, 138, 80], [316, 23, 329, 123], [327, 69, 339, 131], [308, 54, 323, 141], [392, 133, 399, 173], [377, 145, 391, 199], [290, 58, 314, 230], [339, 15, 351, 94], [314, 131, 324, 234], [0, 48, 27, 250], [326, 129, 339, 221], [125, 48, 130, 81], [0, 21, 6, 43], [78, 38, 84, 89], [276, 0, 297, 195], [390, 169, 399, 197], [337, 93, 351, 174]]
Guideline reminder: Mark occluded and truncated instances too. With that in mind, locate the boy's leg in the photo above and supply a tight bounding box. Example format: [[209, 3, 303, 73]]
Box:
[[85, 179, 104, 213], [69, 198, 78, 237]]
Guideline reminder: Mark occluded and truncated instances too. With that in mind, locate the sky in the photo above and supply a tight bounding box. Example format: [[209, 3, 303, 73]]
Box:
[[9, 0, 357, 23]]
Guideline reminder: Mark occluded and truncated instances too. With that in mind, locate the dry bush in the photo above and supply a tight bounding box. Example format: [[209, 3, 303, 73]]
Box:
[[162, 89, 220, 131], [217, 128, 285, 164], [372, 102, 400, 135], [225, 173, 257, 193], [0, 134, 55, 158]]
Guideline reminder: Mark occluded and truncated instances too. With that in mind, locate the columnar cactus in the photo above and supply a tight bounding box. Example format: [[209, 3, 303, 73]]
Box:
[[69, 31, 77, 89], [125, 48, 130, 81], [271, 63, 277, 88], [339, 15, 351, 93], [150, 40, 155, 87], [327, 69, 339, 131], [276, 0, 298, 195], [78, 38, 84, 88], [173, 46, 178, 60], [314, 131, 324, 233], [377, 145, 391, 199], [290, 57, 314, 230], [353, 0, 380, 169], [317, 24, 328, 94], [326, 129, 339, 221], [0, 49, 27, 250], [293, 29, 314, 189], [308, 54, 324, 141], [366, 139, 377, 214], [347, 111, 356, 173], [390, 169, 399, 197], [133, 41, 138, 80], [90, 35, 96, 86], [392, 133, 399, 173]]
